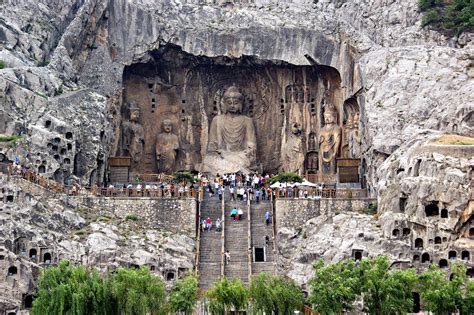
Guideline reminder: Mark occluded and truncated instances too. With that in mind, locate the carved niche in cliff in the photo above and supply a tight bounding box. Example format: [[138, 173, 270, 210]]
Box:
[[118, 46, 351, 177]]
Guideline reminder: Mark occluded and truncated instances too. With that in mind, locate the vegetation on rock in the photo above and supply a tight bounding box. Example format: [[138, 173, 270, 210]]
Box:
[[418, 0, 474, 35]]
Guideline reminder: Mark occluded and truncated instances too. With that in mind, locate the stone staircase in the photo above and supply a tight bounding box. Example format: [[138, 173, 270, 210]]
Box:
[[250, 200, 275, 275], [198, 198, 223, 290], [224, 200, 250, 285]]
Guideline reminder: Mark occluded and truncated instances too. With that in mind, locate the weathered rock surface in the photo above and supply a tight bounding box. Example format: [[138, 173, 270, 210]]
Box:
[[0, 0, 472, 312]]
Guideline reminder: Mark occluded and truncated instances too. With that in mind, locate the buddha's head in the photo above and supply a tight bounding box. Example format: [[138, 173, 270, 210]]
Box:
[[130, 104, 140, 122], [223, 86, 244, 114], [323, 104, 337, 125], [162, 119, 173, 133]]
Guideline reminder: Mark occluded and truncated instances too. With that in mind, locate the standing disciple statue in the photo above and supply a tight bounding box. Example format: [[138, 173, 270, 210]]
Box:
[[122, 105, 144, 168], [199, 86, 257, 174], [349, 112, 361, 158], [319, 104, 341, 174], [155, 119, 179, 173], [341, 114, 353, 158]]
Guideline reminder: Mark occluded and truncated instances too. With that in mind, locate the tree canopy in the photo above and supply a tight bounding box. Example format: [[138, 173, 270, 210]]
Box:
[[267, 172, 303, 185], [205, 278, 248, 315], [418, 0, 474, 35], [168, 274, 199, 315]]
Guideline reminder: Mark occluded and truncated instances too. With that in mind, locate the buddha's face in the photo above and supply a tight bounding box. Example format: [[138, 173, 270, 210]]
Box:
[[291, 123, 301, 134], [130, 109, 140, 122], [162, 120, 173, 133], [224, 91, 243, 114], [324, 110, 335, 125]]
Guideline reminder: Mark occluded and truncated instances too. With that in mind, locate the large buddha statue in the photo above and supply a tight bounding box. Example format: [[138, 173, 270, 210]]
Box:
[[199, 86, 257, 174], [319, 104, 341, 174]]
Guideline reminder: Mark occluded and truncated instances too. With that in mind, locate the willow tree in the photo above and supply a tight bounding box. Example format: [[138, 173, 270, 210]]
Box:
[[111, 267, 166, 315], [168, 274, 199, 314], [31, 260, 112, 315], [249, 273, 303, 315], [206, 278, 248, 314]]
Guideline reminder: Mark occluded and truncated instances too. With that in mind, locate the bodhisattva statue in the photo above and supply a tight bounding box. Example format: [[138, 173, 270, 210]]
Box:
[[319, 104, 341, 174], [349, 112, 361, 158], [199, 86, 257, 174], [122, 105, 144, 168], [155, 119, 179, 173], [341, 114, 353, 158], [281, 122, 304, 174]]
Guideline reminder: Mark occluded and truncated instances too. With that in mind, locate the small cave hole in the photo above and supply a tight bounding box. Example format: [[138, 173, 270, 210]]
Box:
[[150, 265, 156, 271], [399, 197, 407, 213], [64, 158, 71, 165], [441, 209, 448, 218], [6, 195, 14, 202], [67, 143, 72, 150], [148, 83, 153, 89], [353, 250, 363, 261], [434, 236, 441, 244], [448, 250, 457, 260], [53, 137, 61, 144], [439, 259, 448, 268], [130, 263, 140, 269], [467, 268, 474, 278], [413, 254, 420, 262], [415, 238, 423, 249], [60, 148, 67, 155], [254, 247, 265, 262], [65, 132, 73, 140], [392, 229, 400, 237], [470, 228, 474, 238], [29, 248, 37, 259], [166, 271, 175, 281], [24, 294, 33, 308], [412, 292, 421, 313], [396, 168, 405, 174], [421, 253, 430, 263], [38, 165, 46, 173], [181, 99, 186, 104], [43, 252, 51, 264], [53, 154, 60, 161], [443, 237, 448, 242], [462, 251, 470, 261], [403, 228, 410, 236], [45, 120, 51, 128], [425, 203, 439, 217], [52, 145, 58, 152], [7, 266, 17, 276], [0, 255, 4, 260]]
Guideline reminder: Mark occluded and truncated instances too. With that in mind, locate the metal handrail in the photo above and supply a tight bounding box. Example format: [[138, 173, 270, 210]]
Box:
[[271, 193, 278, 275], [194, 186, 202, 277], [220, 189, 225, 278], [247, 195, 252, 281], [274, 187, 368, 199]]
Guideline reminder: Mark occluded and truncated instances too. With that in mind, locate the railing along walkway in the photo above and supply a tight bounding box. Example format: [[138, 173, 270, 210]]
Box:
[[0, 163, 198, 199], [274, 187, 368, 199]]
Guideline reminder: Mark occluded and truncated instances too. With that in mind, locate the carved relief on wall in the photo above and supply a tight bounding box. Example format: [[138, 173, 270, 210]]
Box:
[[155, 119, 180, 173], [199, 86, 257, 174], [319, 103, 341, 175], [121, 104, 144, 169]]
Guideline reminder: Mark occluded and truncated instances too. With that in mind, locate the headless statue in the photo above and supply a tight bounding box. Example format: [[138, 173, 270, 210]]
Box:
[[156, 119, 179, 173]]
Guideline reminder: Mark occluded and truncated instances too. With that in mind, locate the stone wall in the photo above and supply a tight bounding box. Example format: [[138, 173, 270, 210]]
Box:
[[71, 197, 197, 238], [275, 198, 376, 230]]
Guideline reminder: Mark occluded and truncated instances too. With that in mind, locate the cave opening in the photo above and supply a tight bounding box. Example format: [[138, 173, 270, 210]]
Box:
[[462, 251, 470, 261], [415, 238, 423, 249], [425, 203, 439, 217], [448, 250, 457, 260], [421, 253, 430, 263], [439, 259, 448, 268], [7, 266, 17, 276], [118, 44, 357, 179]]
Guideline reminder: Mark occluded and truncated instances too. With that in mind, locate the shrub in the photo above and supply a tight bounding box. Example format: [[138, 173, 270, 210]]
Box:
[[0, 60, 5, 69], [125, 214, 139, 221]]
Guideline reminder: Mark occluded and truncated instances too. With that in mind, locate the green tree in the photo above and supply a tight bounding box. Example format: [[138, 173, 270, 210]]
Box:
[[31, 261, 112, 315], [418, 263, 463, 314], [111, 267, 166, 315], [462, 281, 474, 314], [249, 273, 303, 315], [268, 172, 303, 185], [168, 274, 199, 315], [206, 278, 248, 314], [173, 171, 196, 187], [309, 259, 361, 314], [358, 256, 417, 314]]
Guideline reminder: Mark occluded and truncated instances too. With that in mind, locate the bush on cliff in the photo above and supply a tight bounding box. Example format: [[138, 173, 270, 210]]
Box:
[[419, 0, 474, 35]]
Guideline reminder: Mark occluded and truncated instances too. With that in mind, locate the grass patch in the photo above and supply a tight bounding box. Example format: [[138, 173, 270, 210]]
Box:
[[433, 134, 474, 145], [126, 214, 140, 221], [0, 60, 5, 69], [0, 135, 22, 143], [360, 203, 378, 215], [74, 229, 87, 236], [96, 216, 111, 223]]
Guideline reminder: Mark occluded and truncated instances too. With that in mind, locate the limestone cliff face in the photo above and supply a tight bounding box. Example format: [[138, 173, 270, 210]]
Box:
[[0, 0, 472, 310]]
